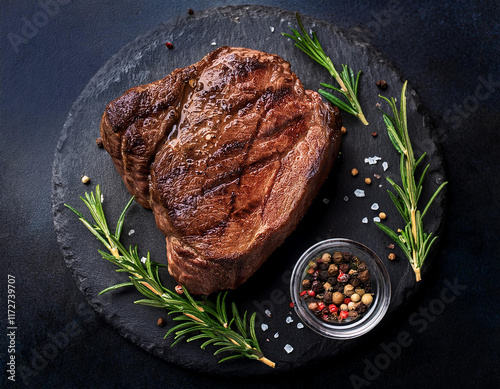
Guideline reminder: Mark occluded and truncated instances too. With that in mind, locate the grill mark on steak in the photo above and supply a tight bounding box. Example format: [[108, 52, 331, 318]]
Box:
[[100, 47, 342, 294]]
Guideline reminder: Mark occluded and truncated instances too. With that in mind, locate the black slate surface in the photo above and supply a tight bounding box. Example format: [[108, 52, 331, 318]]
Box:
[[52, 5, 445, 375], [1, 1, 499, 388]]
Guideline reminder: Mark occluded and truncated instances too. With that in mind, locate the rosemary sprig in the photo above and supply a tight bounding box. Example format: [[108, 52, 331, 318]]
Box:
[[282, 13, 369, 125], [65, 185, 275, 368], [375, 82, 447, 281]]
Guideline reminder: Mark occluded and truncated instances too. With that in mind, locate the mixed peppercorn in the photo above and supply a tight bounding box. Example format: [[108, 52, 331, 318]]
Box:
[[300, 251, 374, 323]]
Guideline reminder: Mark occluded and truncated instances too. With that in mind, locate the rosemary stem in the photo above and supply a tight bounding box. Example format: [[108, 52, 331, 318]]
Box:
[[410, 209, 418, 242], [259, 356, 276, 368], [358, 111, 369, 125]]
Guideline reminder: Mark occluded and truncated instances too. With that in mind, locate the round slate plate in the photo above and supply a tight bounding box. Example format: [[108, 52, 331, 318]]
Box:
[[52, 5, 446, 376]]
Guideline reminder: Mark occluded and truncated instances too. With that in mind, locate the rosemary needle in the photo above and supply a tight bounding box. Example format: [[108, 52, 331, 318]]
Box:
[[65, 185, 275, 368], [283, 13, 369, 125], [375, 82, 447, 281]]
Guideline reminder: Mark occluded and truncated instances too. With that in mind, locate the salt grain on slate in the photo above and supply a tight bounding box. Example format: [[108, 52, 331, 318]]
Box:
[[284, 344, 294, 354], [374, 217, 381, 222], [383, 162, 389, 171], [270, 26, 275, 32], [286, 316, 293, 324], [274, 332, 279, 338], [371, 203, 379, 210], [140, 257, 147, 264], [344, 196, 349, 201], [128, 229, 135, 236], [354, 189, 365, 197], [261, 323, 268, 331], [101, 194, 104, 203], [265, 309, 271, 317], [323, 198, 330, 204], [297, 323, 304, 329], [362, 217, 368, 224], [211, 41, 217, 46], [364, 156, 381, 165]]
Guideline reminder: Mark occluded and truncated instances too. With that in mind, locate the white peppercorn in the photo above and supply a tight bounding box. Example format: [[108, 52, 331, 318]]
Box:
[[361, 294, 373, 306]]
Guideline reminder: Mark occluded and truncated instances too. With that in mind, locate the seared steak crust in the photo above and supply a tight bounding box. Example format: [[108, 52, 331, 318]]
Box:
[[101, 47, 342, 294]]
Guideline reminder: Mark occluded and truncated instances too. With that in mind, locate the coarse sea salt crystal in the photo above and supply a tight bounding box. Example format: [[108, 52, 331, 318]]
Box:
[[274, 332, 279, 338], [286, 316, 293, 324], [265, 309, 272, 317], [323, 198, 330, 204], [354, 189, 365, 198], [297, 323, 304, 329], [261, 323, 268, 331], [364, 156, 382, 165], [344, 196, 349, 202], [362, 217, 368, 224], [140, 257, 147, 264], [383, 162, 389, 171], [374, 217, 381, 222], [371, 203, 379, 211], [284, 344, 294, 354], [128, 229, 135, 236], [270, 26, 275, 32]]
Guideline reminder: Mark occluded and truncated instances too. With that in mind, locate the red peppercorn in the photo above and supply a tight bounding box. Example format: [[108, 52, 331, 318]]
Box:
[[307, 290, 316, 297], [289, 302, 294, 308], [300, 290, 307, 297], [328, 304, 338, 313], [175, 285, 183, 294], [344, 298, 351, 304], [340, 311, 349, 319], [165, 42, 173, 49], [317, 302, 325, 311]]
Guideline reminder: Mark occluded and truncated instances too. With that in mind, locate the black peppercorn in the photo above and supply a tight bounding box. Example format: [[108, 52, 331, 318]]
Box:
[[326, 276, 337, 286], [358, 270, 370, 283], [323, 291, 333, 303], [350, 277, 360, 287], [319, 263, 329, 271], [365, 282, 372, 293], [339, 263, 350, 274], [358, 262, 368, 272], [302, 279, 311, 289], [342, 252, 352, 261], [332, 252, 343, 264], [157, 318, 166, 327], [356, 302, 368, 314], [319, 270, 329, 281], [333, 283, 343, 292], [311, 280, 324, 293], [376, 79, 388, 90]]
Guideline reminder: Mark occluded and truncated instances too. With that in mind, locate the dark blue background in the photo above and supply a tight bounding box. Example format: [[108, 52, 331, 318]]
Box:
[[1, 0, 499, 387]]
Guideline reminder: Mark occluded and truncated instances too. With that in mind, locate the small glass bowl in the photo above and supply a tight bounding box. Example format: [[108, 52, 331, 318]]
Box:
[[290, 238, 391, 339]]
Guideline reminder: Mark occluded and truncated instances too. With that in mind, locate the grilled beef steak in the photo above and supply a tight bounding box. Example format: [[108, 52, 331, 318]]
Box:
[[100, 47, 342, 295]]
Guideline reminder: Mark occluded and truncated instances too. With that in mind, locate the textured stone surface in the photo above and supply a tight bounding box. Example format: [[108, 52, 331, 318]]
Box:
[[52, 5, 446, 375]]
